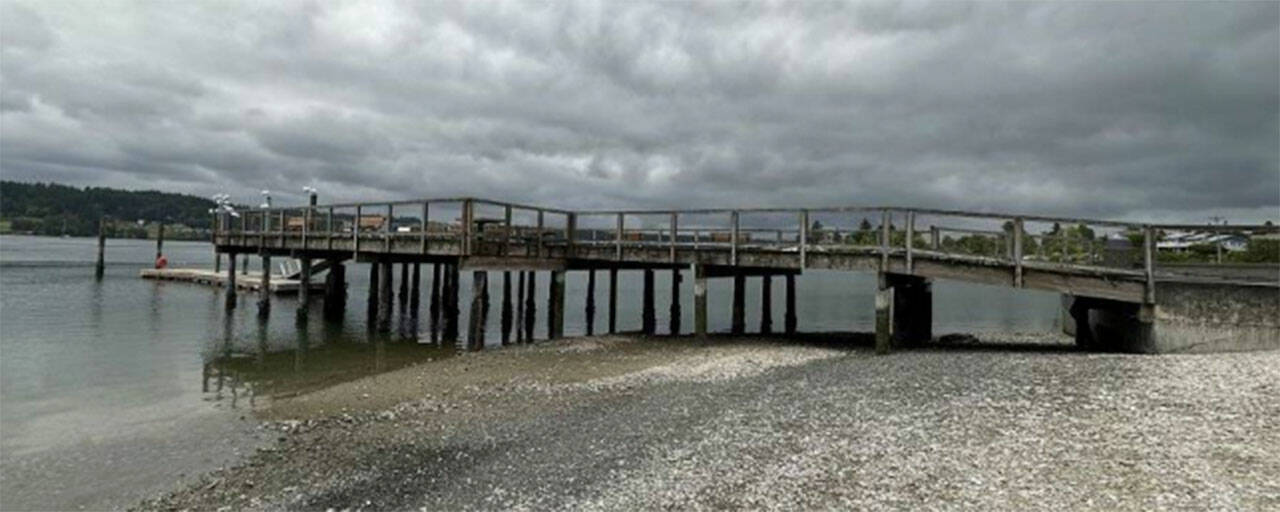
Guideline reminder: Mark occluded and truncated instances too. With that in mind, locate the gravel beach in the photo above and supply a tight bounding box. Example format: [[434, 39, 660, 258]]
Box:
[[137, 333, 1280, 511]]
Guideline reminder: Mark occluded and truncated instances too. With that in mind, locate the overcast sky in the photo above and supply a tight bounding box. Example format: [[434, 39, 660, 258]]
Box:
[[1, 1, 1276, 223]]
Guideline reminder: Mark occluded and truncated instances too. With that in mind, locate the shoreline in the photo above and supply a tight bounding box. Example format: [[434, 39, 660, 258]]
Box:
[[133, 331, 1280, 511]]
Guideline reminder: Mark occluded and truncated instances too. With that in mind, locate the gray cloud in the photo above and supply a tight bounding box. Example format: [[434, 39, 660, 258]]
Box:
[[1, 0, 1276, 224]]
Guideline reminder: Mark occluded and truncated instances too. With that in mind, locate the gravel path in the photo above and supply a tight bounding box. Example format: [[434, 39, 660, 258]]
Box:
[[138, 333, 1280, 511]]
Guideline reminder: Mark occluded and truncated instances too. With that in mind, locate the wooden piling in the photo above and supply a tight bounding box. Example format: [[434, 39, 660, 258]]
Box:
[[515, 271, 525, 343], [399, 263, 409, 305], [642, 269, 655, 335], [324, 260, 345, 320], [760, 274, 772, 334], [608, 268, 618, 334], [501, 271, 513, 345], [258, 254, 271, 317], [585, 269, 596, 336], [875, 283, 892, 355], [444, 263, 460, 343], [378, 260, 393, 332], [155, 222, 165, 267], [669, 268, 681, 335], [225, 252, 237, 311], [367, 262, 380, 328], [731, 272, 745, 334], [548, 270, 565, 339], [524, 271, 537, 342], [784, 274, 797, 335], [297, 257, 311, 323], [694, 264, 707, 338], [410, 263, 421, 313], [95, 218, 106, 280], [429, 263, 441, 343], [468, 271, 488, 349]]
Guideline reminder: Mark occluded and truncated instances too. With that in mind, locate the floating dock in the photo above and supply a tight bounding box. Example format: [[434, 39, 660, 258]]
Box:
[[140, 268, 323, 294]]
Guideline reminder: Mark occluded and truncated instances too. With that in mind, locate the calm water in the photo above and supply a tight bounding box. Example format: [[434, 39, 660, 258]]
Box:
[[0, 233, 1059, 464]]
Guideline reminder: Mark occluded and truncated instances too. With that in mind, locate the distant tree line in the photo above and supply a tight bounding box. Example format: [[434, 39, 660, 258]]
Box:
[[0, 180, 218, 239]]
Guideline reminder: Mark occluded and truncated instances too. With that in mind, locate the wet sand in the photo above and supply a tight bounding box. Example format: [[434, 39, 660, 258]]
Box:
[[126, 331, 1280, 511]]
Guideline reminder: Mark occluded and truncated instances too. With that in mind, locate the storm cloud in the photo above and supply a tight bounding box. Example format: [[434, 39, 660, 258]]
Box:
[[1, 0, 1276, 222]]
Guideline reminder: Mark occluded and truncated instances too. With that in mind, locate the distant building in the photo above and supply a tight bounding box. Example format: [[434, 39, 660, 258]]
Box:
[[1158, 230, 1248, 252]]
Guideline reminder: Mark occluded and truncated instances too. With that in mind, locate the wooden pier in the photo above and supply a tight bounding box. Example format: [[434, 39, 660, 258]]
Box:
[[209, 197, 1280, 354]]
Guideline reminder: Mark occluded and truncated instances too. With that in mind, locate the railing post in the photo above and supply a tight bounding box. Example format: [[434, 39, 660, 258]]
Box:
[[421, 202, 430, 254], [669, 212, 678, 263], [327, 207, 334, 250], [535, 209, 544, 258], [800, 210, 809, 270], [302, 206, 310, 249], [385, 203, 394, 252], [353, 205, 362, 258], [730, 210, 740, 266], [614, 213, 623, 261], [930, 226, 940, 250], [905, 211, 915, 274], [566, 212, 577, 257], [879, 209, 890, 271], [278, 210, 285, 247], [1144, 225, 1155, 303], [462, 199, 474, 256], [1013, 217, 1024, 288], [503, 205, 512, 256]]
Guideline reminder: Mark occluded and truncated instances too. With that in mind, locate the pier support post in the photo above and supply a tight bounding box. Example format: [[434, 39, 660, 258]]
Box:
[[585, 269, 597, 336], [378, 259, 393, 333], [468, 271, 489, 349], [367, 261, 379, 327], [242, 255, 248, 276], [784, 274, 797, 335], [731, 271, 746, 335], [410, 263, 421, 314], [297, 257, 311, 323], [524, 271, 537, 341], [669, 268, 682, 335], [501, 271, 513, 345], [876, 273, 933, 354], [443, 263, 460, 343], [429, 263, 441, 343], [515, 272, 525, 343], [258, 254, 271, 318], [225, 252, 238, 311], [324, 260, 345, 321], [694, 264, 708, 338], [548, 270, 565, 339], [760, 274, 773, 334], [399, 263, 409, 307], [642, 269, 656, 335], [608, 268, 618, 334]]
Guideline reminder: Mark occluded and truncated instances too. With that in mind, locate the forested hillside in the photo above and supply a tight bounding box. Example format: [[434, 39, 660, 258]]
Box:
[[0, 181, 217, 239]]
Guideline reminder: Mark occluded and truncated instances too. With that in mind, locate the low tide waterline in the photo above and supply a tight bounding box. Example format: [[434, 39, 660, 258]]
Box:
[[0, 234, 1060, 508]]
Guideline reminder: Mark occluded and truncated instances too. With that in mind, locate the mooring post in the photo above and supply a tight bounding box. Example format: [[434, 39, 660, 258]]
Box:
[[501, 271, 513, 345], [468, 271, 488, 349], [258, 253, 272, 318], [784, 274, 797, 334], [585, 269, 597, 336], [731, 271, 746, 334], [669, 268, 682, 335], [367, 261, 380, 328], [297, 257, 311, 323], [608, 268, 618, 334], [378, 259, 393, 332], [515, 271, 526, 343], [429, 263, 441, 343], [548, 270, 565, 339], [225, 252, 238, 311], [95, 217, 106, 280], [760, 274, 773, 334], [524, 271, 537, 341], [693, 264, 708, 338], [642, 269, 656, 335], [155, 222, 165, 267]]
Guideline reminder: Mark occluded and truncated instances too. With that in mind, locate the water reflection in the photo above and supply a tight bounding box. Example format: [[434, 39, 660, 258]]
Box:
[[202, 297, 454, 409]]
